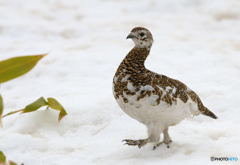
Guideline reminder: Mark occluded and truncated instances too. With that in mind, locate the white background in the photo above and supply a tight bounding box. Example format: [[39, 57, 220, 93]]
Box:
[[0, 0, 240, 164]]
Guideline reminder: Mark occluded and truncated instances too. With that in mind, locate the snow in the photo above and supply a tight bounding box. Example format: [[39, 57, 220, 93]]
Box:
[[0, 0, 240, 164]]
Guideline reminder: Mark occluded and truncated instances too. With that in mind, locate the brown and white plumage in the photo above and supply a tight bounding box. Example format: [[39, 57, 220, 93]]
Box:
[[113, 27, 217, 149]]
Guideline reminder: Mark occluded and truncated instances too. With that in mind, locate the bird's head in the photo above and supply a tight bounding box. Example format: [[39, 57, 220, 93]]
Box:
[[127, 27, 153, 49]]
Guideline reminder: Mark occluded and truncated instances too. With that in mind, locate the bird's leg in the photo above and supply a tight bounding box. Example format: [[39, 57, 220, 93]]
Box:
[[122, 138, 149, 148], [123, 123, 161, 149], [153, 128, 172, 150], [163, 127, 172, 148]]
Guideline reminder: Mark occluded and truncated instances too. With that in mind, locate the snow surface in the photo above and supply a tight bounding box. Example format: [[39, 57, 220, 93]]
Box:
[[0, 0, 240, 164]]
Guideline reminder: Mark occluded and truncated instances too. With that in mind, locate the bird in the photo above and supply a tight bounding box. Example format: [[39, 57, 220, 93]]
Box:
[[112, 27, 217, 150]]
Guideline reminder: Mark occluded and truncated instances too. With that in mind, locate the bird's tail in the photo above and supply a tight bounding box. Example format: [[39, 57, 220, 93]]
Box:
[[202, 107, 218, 119]]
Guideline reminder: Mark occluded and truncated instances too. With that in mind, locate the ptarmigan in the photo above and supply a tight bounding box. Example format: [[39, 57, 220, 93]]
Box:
[[113, 27, 217, 150]]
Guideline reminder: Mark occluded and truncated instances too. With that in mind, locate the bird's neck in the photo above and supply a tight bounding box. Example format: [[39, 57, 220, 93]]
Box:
[[123, 47, 150, 69]]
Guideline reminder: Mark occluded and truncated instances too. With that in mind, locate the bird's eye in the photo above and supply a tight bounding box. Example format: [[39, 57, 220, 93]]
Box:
[[139, 32, 145, 37]]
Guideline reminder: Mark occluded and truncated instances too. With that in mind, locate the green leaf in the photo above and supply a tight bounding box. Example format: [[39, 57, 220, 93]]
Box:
[[0, 95, 3, 116], [0, 151, 6, 164], [0, 54, 46, 84], [47, 98, 67, 122], [1, 97, 67, 124], [9, 160, 17, 165], [2, 109, 23, 118], [22, 97, 48, 113], [0, 95, 3, 126]]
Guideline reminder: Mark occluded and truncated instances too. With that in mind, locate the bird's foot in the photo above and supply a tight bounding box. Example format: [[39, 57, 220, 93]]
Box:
[[164, 139, 173, 148], [122, 139, 148, 148], [153, 139, 172, 150]]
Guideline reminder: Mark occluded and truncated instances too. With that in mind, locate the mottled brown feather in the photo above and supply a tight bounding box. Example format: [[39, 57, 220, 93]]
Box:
[[113, 46, 217, 119]]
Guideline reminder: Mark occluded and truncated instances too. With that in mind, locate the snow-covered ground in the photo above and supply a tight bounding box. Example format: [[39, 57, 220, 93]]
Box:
[[0, 0, 240, 164]]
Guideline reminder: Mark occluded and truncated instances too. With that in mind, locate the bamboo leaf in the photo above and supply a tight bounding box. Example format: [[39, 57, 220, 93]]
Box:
[[47, 98, 67, 122], [0, 151, 6, 164], [0, 95, 3, 116], [22, 97, 48, 113], [2, 109, 23, 118], [0, 95, 3, 126], [0, 54, 47, 84]]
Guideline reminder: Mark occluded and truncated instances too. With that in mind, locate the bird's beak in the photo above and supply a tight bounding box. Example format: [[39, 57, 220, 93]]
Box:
[[126, 33, 135, 39]]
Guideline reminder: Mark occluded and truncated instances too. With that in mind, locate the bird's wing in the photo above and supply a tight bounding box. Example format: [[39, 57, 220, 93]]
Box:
[[149, 72, 217, 119], [148, 73, 189, 105]]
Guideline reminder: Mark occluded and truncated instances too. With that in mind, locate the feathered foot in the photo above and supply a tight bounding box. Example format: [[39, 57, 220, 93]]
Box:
[[122, 139, 148, 148], [153, 128, 172, 150], [153, 139, 172, 150]]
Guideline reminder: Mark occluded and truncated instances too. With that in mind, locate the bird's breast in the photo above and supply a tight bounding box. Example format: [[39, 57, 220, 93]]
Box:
[[113, 74, 196, 125], [114, 91, 195, 126]]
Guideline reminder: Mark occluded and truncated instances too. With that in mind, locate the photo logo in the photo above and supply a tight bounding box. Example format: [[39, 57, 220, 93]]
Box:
[[210, 156, 238, 161]]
